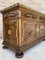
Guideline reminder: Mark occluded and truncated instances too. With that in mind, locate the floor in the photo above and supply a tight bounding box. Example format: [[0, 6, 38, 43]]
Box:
[[0, 38, 45, 60]]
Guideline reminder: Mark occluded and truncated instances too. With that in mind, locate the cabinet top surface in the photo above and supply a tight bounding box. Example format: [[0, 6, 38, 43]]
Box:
[[0, 3, 45, 16]]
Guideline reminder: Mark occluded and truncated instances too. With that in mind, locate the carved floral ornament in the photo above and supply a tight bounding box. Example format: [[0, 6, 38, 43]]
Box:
[[4, 10, 19, 18], [39, 16, 45, 20], [23, 12, 37, 19], [3, 11, 45, 20], [23, 12, 45, 20]]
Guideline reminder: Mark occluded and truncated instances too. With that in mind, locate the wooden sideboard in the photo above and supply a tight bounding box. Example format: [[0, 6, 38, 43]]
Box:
[[0, 3, 45, 58]]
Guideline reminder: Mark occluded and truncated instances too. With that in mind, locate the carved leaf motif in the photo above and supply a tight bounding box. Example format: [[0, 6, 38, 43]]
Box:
[[24, 13, 31, 17], [4, 10, 19, 19], [39, 16, 45, 20], [24, 12, 37, 19]]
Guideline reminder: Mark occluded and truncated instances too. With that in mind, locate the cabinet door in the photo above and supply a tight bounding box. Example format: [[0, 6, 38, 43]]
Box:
[[21, 20, 36, 45], [3, 20, 19, 46]]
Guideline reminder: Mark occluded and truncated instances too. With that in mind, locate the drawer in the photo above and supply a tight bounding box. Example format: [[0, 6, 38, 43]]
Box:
[[3, 19, 18, 24], [21, 10, 38, 20], [39, 16, 45, 23]]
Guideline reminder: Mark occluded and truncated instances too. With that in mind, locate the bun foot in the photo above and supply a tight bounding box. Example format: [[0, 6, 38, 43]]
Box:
[[15, 52, 24, 58], [43, 39, 45, 41], [2, 46, 8, 49]]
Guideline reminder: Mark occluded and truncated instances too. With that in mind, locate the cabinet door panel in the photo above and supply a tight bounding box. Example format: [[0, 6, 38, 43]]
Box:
[[21, 20, 36, 45], [3, 20, 18, 46], [36, 22, 45, 39]]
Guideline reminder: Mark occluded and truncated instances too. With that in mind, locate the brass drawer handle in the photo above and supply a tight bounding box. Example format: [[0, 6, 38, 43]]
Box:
[[8, 29, 11, 35]]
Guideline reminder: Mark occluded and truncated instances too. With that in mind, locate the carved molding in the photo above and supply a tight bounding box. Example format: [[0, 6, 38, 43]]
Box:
[[23, 12, 37, 19], [3, 10, 19, 19], [39, 16, 45, 20], [4, 21, 18, 45]]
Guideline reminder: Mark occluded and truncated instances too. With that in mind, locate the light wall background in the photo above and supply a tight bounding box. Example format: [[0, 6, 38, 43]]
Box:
[[0, 0, 45, 38]]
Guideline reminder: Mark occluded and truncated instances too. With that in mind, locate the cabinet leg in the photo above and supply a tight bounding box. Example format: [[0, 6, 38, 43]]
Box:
[[15, 52, 24, 58], [2, 46, 8, 49]]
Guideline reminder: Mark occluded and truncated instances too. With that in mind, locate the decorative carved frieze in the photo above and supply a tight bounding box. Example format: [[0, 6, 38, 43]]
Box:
[[23, 12, 37, 19], [39, 16, 45, 20], [3, 10, 19, 19]]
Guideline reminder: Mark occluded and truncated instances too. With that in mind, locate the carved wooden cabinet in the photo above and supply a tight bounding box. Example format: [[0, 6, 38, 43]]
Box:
[[0, 3, 45, 58]]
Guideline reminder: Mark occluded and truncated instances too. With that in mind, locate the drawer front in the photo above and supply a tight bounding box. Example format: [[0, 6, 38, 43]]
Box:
[[21, 20, 37, 45], [3, 20, 19, 46]]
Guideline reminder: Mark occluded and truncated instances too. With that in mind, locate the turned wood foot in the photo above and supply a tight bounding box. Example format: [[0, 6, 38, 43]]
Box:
[[2, 46, 8, 49], [43, 39, 45, 41], [15, 52, 24, 58]]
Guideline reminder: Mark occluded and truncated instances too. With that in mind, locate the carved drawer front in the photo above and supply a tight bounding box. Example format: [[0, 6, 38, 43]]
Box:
[[3, 20, 18, 46], [21, 20, 36, 45]]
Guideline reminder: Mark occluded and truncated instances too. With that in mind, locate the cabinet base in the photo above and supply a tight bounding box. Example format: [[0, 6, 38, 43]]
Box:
[[15, 52, 24, 58]]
